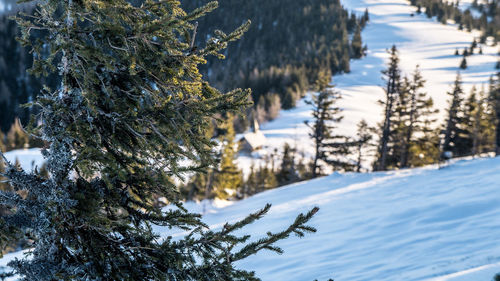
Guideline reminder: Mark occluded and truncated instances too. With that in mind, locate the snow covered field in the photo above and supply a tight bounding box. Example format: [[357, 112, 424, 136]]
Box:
[[3, 148, 44, 172], [2, 156, 500, 280], [175, 156, 500, 281]]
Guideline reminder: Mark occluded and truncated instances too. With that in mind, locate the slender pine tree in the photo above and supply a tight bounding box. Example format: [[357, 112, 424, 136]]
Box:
[[276, 143, 300, 186], [0, 1, 318, 280], [460, 55, 468, 69], [376, 45, 401, 171], [351, 25, 364, 59], [489, 73, 500, 155], [442, 73, 469, 158], [463, 86, 496, 156], [354, 119, 373, 172], [399, 66, 438, 168], [305, 70, 345, 177]]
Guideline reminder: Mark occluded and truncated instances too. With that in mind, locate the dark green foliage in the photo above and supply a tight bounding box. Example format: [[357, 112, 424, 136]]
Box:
[[245, 66, 308, 110], [354, 119, 373, 172], [440, 81, 497, 159], [375, 53, 438, 169], [0, 1, 318, 280], [470, 39, 478, 54], [241, 163, 278, 197], [276, 143, 300, 186], [460, 55, 468, 69], [182, 0, 367, 123], [351, 25, 365, 59], [306, 71, 350, 177], [182, 115, 247, 201], [212, 115, 243, 200], [442, 73, 470, 158], [494, 273, 500, 281], [239, 144, 309, 198], [462, 86, 496, 155], [375, 45, 401, 171], [488, 73, 500, 155], [0, 10, 58, 134], [397, 66, 439, 168]]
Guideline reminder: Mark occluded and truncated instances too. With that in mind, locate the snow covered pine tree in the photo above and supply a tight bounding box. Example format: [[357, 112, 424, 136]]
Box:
[[0, 0, 318, 280]]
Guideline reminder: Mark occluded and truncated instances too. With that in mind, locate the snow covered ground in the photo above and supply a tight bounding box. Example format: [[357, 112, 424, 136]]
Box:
[[171, 156, 500, 281], [3, 148, 44, 172], [238, 0, 499, 171], [2, 156, 500, 280]]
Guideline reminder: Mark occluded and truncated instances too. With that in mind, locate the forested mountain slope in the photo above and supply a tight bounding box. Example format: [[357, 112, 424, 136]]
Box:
[[182, 0, 367, 113]]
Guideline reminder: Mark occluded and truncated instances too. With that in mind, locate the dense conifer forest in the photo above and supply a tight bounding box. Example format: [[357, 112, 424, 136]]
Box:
[[182, 0, 368, 127], [0, 0, 368, 136]]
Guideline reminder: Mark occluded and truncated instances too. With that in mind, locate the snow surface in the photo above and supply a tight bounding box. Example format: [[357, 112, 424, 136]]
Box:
[[169, 157, 500, 281], [0, 251, 27, 281], [3, 157, 500, 280], [3, 148, 44, 172]]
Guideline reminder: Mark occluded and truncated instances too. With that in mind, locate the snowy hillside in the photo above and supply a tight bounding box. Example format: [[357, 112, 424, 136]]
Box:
[[174, 156, 500, 281], [2, 156, 500, 280], [238, 0, 499, 171]]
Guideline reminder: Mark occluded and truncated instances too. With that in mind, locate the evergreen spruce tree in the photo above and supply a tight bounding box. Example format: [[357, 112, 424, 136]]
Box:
[[376, 45, 401, 171], [399, 66, 438, 168], [463, 87, 480, 155], [354, 119, 373, 172], [0, 1, 318, 280], [409, 126, 441, 167], [470, 39, 478, 54], [305, 70, 344, 177], [463, 86, 496, 155], [466, 86, 485, 155], [442, 73, 469, 158], [241, 163, 259, 198], [256, 164, 278, 192], [489, 73, 500, 155], [296, 152, 313, 180], [212, 115, 243, 200], [276, 143, 299, 186], [182, 170, 209, 201], [351, 25, 364, 59], [460, 55, 468, 69]]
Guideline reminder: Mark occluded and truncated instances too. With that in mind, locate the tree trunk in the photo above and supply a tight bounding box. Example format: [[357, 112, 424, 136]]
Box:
[[377, 94, 393, 171]]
